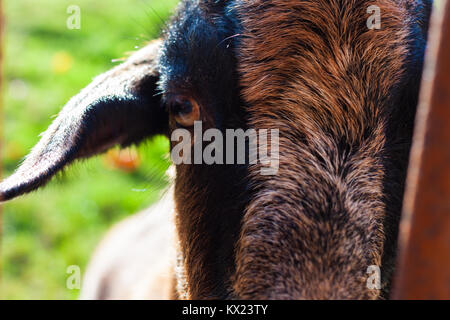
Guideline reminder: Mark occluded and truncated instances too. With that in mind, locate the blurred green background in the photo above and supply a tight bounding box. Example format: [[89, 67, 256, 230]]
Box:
[[1, 0, 178, 299]]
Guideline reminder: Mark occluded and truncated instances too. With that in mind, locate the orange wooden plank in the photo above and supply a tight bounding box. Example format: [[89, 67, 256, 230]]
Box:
[[392, 0, 450, 299]]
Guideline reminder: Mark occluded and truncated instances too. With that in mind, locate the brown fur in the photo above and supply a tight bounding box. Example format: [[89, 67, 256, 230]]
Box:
[[231, 0, 426, 299]]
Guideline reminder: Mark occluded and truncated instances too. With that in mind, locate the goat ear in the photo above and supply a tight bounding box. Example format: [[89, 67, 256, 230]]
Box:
[[0, 40, 167, 202]]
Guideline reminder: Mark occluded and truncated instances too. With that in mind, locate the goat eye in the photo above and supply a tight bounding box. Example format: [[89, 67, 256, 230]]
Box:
[[170, 97, 200, 127]]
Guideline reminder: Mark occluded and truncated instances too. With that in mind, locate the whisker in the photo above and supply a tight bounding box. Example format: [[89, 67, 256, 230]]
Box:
[[139, 0, 170, 31], [216, 33, 243, 48]]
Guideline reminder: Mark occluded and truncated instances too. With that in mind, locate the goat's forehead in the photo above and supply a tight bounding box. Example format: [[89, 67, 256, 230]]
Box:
[[158, 0, 239, 92]]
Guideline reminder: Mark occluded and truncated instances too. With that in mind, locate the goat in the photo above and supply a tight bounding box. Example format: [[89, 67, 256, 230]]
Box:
[[0, 0, 432, 299]]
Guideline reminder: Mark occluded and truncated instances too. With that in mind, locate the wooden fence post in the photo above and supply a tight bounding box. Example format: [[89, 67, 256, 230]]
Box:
[[392, 0, 450, 299]]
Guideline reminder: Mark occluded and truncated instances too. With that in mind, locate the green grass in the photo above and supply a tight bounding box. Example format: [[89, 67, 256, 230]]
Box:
[[1, 0, 178, 299]]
